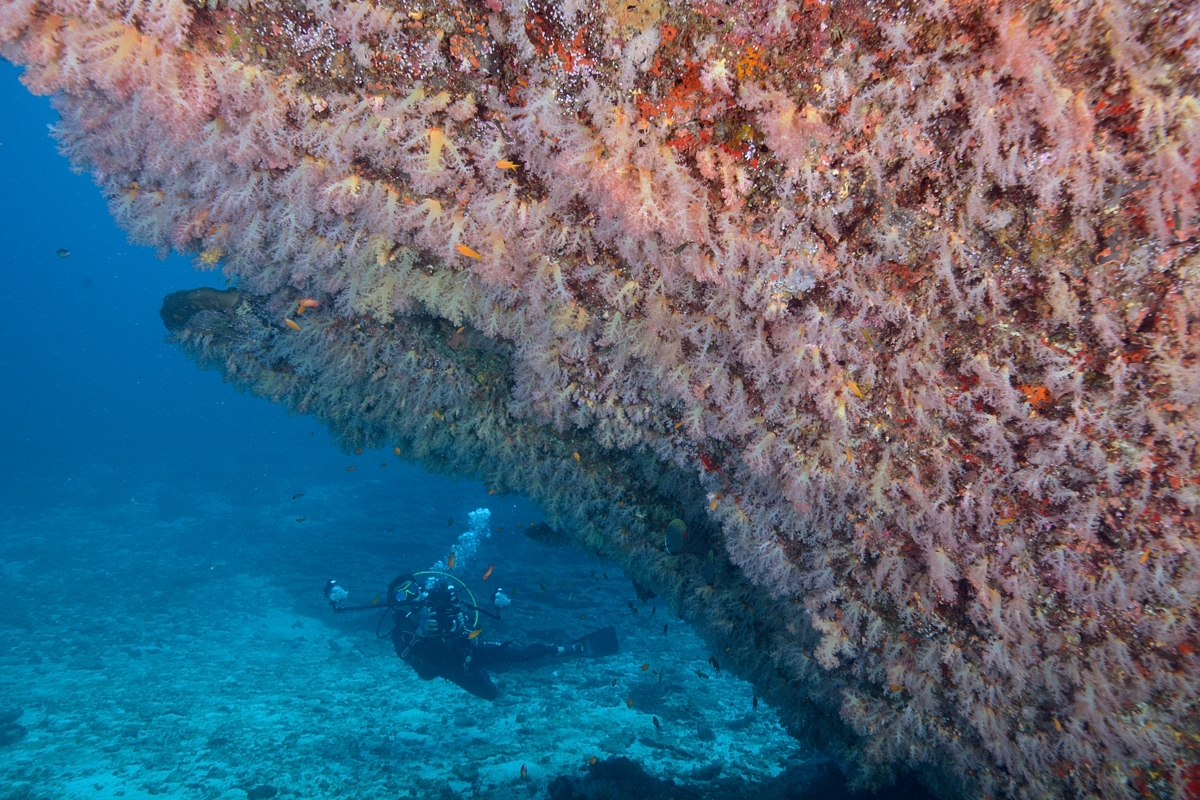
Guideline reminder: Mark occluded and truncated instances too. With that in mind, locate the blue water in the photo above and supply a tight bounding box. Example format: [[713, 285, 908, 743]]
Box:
[[0, 63, 926, 800]]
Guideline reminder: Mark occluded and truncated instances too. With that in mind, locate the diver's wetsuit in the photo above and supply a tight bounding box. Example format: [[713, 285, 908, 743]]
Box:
[[390, 585, 558, 700]]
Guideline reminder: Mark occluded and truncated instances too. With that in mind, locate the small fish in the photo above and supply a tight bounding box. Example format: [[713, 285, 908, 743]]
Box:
[[1053, 717, 1062, 732], [625, 699, 633, 709], [640, 663, 650, 671], [752, 695, 758, 709], [610, 678, 618, 687], [495, 159, 520, 170], [455, 243, 482, 259], [295, 298, 320, 314], [663, 623, 668, 634], [448, 552, 456, 570], [602, 572, 609, 579], [889, 684, 904, 692], [285, 318, 302, 331], [354, 448, 362, 455], [673, 241, 693, 255], [295, 516, 307, 523], [56, 248, 70, 258], [520, 764, 528, 779], [394, 446, 402, 456], [695, 669, 709, 679], [862, 328, 878, 349], [651, 606, 656, 616], [588, 756, 598, 765], [709, 656, 721, 674], [627, 601, 638, 614], [370, 596, 381, 605], [482, 564, 494, 581], [652, 716, 661, 731], [657, 668, 664, 684], [468, 628, 483, 639], [292, 492, 304, 500], [847, 379, 865, 398], [539, 581, 547, 592], [346, 466, 355, 472], [998, 517, 1016, 525], [448, 518, 454, 526], [380, 462, 387, 467], [1140, 549, 1151, 564], [573, 452, 581, 461]]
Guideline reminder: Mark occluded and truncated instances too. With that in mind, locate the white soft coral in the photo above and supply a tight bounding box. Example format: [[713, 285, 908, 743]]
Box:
[[701, 58, 733, 95]]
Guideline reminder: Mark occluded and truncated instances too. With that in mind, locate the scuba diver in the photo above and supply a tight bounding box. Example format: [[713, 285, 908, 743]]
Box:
[[325, 572, 618, 700]]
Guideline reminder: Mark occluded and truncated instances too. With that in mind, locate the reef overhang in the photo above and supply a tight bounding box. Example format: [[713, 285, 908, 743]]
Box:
[[4, 0, 1199, 796]]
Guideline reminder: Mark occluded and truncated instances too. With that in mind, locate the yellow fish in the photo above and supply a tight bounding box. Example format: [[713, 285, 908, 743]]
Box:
[[394, 446, 402, 456], [495, 159, 520, 170], [285, 319, 302, 331], [468, 628, 482, 639], [455, 243, 482, 259], [448, 552, 456, 570]]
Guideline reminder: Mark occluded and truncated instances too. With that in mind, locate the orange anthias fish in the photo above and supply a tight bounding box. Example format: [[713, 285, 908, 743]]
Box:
[[455, 243, 482, 259], [447, 552, 456, 570], [468, 628, 482, 639], [296, 298, 320, 314], [495, 159, 520, 170], [482, 564, 494, 581], [285, 318, 302, 331]]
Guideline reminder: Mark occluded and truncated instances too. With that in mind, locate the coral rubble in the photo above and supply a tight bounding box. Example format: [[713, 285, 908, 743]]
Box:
[[4, 0, 1199, 796]]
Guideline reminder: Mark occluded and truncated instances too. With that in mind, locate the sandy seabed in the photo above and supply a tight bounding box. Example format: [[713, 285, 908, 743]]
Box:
[[0, 476, 811, 800]]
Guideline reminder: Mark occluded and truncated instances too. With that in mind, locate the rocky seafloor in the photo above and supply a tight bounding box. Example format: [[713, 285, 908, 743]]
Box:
[[0, 468, 878, 800]]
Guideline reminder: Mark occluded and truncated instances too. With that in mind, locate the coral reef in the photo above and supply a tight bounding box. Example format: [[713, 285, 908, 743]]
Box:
[[3, 0, 1199, 796]]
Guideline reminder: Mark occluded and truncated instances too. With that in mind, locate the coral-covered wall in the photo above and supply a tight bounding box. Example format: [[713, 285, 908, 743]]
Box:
[[3, 0, 1199, 796]]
